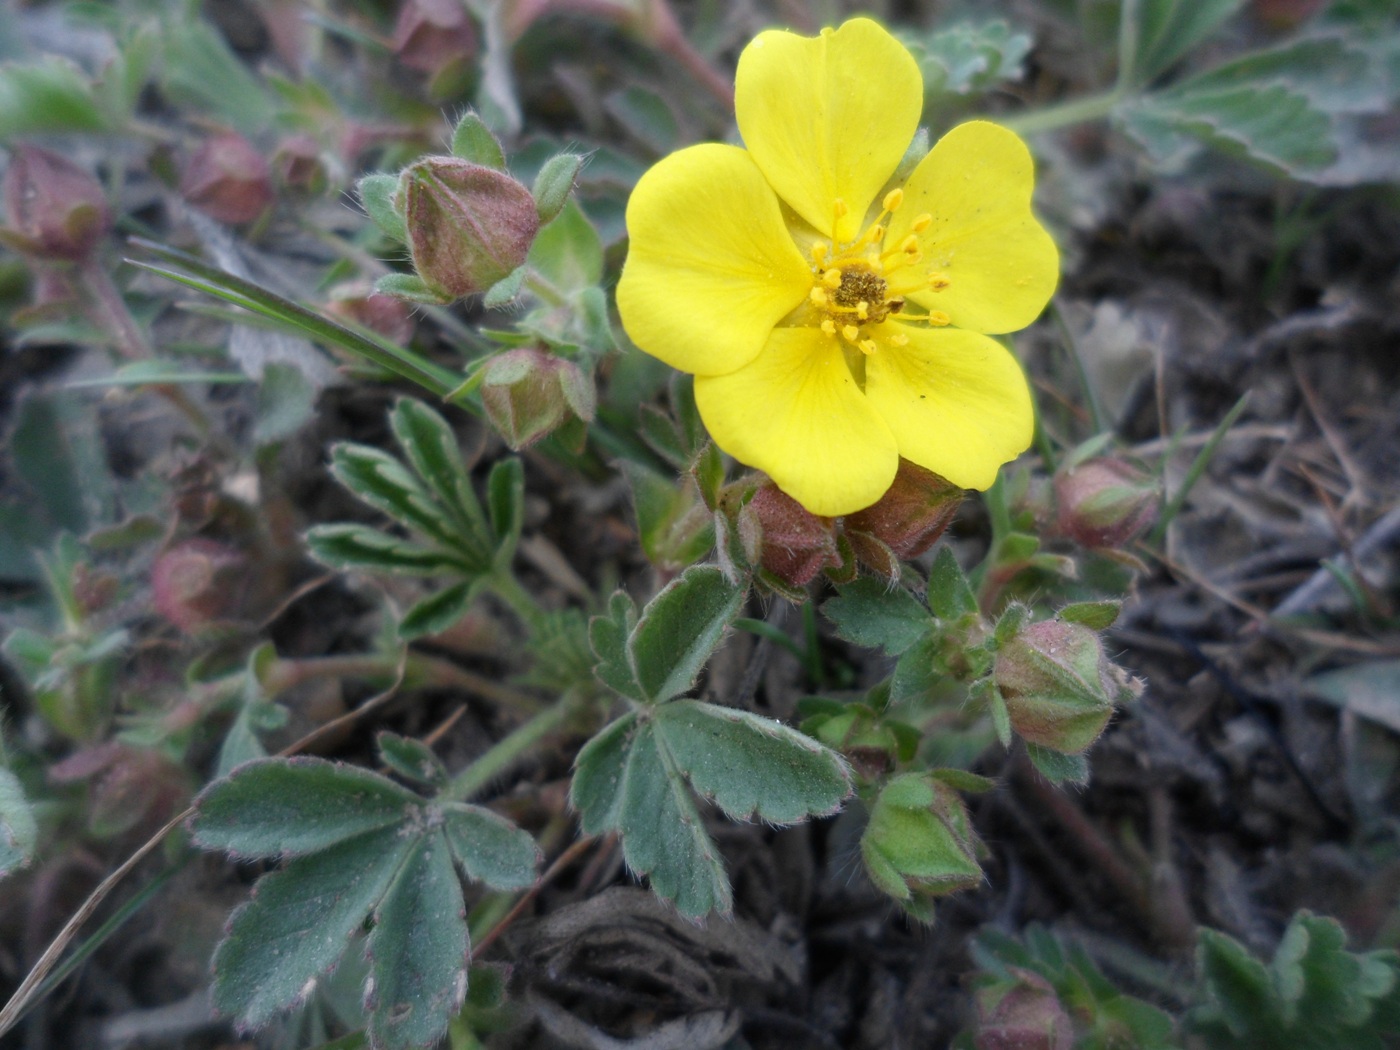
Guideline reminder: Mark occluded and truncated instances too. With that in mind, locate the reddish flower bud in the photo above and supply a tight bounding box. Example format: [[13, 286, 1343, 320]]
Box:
[[179, 132, 275, 224], [325, 284, 416, 345], [401, 157, 538, 300], [272, 133, 329, 195], [993, 617, 1141, 753], [1, 145, 111, 261], [975, 969, 1075, 1050], [847, 459, 963, 563], [748, 484, 841, 588], [480, 347, 594, 450], [393, 0, 477, 76], [1054, 457, 1158, 550], [151, 538, 247, 633]]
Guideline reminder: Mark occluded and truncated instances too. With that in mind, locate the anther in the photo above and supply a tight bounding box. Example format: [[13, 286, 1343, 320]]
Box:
[[900, 235, 920, 255], [859, 339, 878, 356], [811, 243, 830, 266], [856, 301, 869, 320], [832, 198, 849, 223], [821, 319, 837, 336], [889, 332, 909, 347], [822, 268, 843, 289], [911, 213, 932, 232], [809, 287, 828, 305], [883, 188, 904, 213], [928, 311, 950, 327], [928, 273, 951, 291], [842, 324, 860, 343]]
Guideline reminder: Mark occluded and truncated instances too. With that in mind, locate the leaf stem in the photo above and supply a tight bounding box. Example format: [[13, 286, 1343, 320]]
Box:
[[1000, 90, 1125, 137], [486, 569, 548, 633], [440, 697, 577, 802]]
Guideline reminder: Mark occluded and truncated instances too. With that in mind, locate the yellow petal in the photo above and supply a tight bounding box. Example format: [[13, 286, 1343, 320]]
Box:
[[617, 143, 812, 377], [736, 18, 921, 244], [864, 323, 1033, 490], [695, 328, 898, 516], [889, 121, 1058, 335]]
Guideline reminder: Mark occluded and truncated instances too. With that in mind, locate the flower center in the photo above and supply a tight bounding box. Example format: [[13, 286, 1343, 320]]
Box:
[[805, 188, 953, 355]]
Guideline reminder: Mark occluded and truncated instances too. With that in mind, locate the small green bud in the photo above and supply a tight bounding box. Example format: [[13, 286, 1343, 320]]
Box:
[[532, 153, 584, 225], [861, 773, 983, 917], [400, 157, 539, 301], [1054, 457, 1159, 550], [480, 347, 594, 450], [993, 617, 1141, 754]]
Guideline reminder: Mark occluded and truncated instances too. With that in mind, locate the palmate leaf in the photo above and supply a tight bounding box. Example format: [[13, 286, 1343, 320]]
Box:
[[823, 578, 932, 656], [571, 701, 851, 917], [189, 758, 539, 1049], [0, 768, 38, 879]]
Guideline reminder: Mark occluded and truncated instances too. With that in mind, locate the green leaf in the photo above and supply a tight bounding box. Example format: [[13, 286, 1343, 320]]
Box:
[[624, 462, 714, 571], [900, 20, 1032, 96], [0, 768, 38, 878], [190, 757, 420, 857], [603, 86, 679, 153], [211, 828, 412, 1029], [824, 578, 932, 656], [589, 593, 643, 702], [1119, 82, 1337, 177], [573, 716, 731, 917], [1183, 35, 1389, 115], [890, 633, 942, 704], [486, 457, 524, 565], [441, 802, 541, 890], [377, 733, 447, 787], [159, 21, 275, 131], [450, 112, 506, 169], [359, 173, 407, 242], [398, 582, 478, 639], [0, 57, 109, 136], [531, 153, 584, 226], [1024, 742, 1090, 785], [629, 566, 745, 704], [527, 199, 603, 293], [390, 399, 492, 550], [304, 524, 460, 575], [1132, 0, 1244, 83], [254, 362, 317, 446], [927, 546, 978, 620], [330, 442, 459, 549], [375, 273, 448, 305], [654, 701, 850, 822], [364, 830, 469, 1050]]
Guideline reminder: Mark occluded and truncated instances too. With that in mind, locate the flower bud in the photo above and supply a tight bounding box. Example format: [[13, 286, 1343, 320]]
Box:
[[480, 347, 594, 450], [325, 283, 416, 345], [974, 969, 1074, 1050], [400, 157, 538, 300], [1054, 457, 1158, 550], [1, 145, 111, 261], [993, 617, 1141, 753], [272, 133, 329, 195], [861, 773, 982, 918], [151, 538, 247, 633], [179, 132, 275, 224], [747, 484, 841, 588], [846, 459, 963, 560], [393, 0, 477, 76]]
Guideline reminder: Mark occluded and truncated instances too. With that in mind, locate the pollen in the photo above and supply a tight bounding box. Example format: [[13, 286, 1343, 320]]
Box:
[[842, 324, 860, 343], [883, 188, 904, 213], [821, 319, 836, 336], [810, 287, 828, 305], [859, 338, 878, 355]]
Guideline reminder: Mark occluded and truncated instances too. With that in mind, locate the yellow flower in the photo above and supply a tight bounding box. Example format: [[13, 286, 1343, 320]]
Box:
[[616, 18, 1059, 517]]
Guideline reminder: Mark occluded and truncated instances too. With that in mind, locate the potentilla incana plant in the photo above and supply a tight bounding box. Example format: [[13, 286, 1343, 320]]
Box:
[[618, 17, 1058, 516]]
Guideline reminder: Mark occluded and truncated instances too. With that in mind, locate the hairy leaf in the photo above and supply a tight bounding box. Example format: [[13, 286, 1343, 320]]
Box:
[[629, 566, 745, 704], [304, 523, 460, 575], [441, 802, 541, 890], [824, 578, 931, 656], [0, 768, 37, 878]]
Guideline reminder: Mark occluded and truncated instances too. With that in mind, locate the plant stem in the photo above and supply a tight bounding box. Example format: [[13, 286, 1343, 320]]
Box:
[[487, 568, 548, 632], [1000, 90, 1124, 137], [441, 696, 577, 802]]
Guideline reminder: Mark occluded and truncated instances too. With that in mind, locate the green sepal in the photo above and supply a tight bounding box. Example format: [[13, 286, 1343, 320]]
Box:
[[449, 112, 506, 169], [358, 173, 406, 242], [482, 265, 526, 308], [531, 153, 584, 226], [375, 273, 450, 305], [1025, 742, 1090, 786], [928, 546, 978, 620], [1058, 600, 1121, 630]]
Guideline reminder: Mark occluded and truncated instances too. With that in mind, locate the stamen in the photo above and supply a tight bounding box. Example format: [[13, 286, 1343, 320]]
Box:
[[822, 268, 844, 289], [867, 224, 885, 243], [832, 198, 849, 232], [900, 235, 920, 255], [842, 324, 860, 343], [811, 243, 830, 267], [856, 301, 869, 320], [928, 311, 950, 327], [889, 332, 909, 347], [859, 339, 878, 356], [820, 319, 836, 336], [911, 213, 932, 233], [810, 287, 828, 305], [883, 188, 904, 213], [927, 273, 951, 291]]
